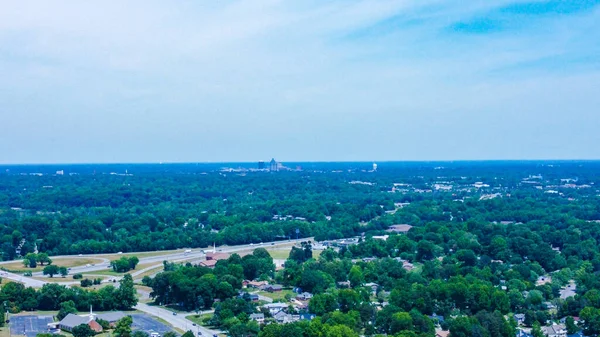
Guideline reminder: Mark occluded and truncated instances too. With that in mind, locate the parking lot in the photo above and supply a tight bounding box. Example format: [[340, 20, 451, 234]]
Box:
[[8, 315, 54, 337], [131, 314, 173, 335]]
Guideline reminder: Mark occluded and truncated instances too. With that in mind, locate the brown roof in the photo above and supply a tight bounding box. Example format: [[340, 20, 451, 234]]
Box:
[[88, 320, 103, 333], [206, 252, 230, 261], [436, 330, 450, 337], [199, 260, 218, 268]]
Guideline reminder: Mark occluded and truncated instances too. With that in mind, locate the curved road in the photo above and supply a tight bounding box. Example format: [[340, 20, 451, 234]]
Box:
[[1, 239, 307, 336]]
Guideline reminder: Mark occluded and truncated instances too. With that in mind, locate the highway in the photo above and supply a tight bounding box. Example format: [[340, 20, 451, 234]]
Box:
[[135, 302, 219, 337], [0, 239, 305, 336]]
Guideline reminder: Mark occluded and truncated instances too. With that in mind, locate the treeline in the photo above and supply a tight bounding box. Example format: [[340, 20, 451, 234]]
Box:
[[0, 274, 137, 313], [146, 249, 274, 310], [2, 162, 600, 258]]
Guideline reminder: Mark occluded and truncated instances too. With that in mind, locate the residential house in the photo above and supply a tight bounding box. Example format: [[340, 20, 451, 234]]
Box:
[[364, 282, 379, 293], [296, 313, 316, 321], [261, 284, 283, 292], [238, 293, 259, 302], [249, 313, 265, 324], [273, 311, 294, 324], [435, 330, 450, 337], [262, 303, 289, 315], [537, 276, 553, 286], [516, 329, 533, 337], [514, 314, 525, 325], [296, 292, 313, 301], [542, 324, 567, 337], [429, 314, 445, 325], [337, 281, 351, 288], [244, 280, 269, 289], [386, 224, 413, 233]]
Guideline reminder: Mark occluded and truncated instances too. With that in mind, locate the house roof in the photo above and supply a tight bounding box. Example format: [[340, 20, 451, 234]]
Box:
[[199, 260, 218, 267], [59, 314, 89, 328], [386, 224, 413, 233], [88, 320, 103, 333], [435, 330, 450, 337], [96, 312, 125, 322], [205, 252, 230, 261]]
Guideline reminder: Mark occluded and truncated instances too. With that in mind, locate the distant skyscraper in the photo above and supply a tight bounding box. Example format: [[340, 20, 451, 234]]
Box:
[[258, 161, 265, 169], [270, 158, 278, 172]]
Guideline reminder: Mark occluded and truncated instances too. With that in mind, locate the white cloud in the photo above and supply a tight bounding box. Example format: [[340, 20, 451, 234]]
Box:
[[0, 1, 598, 163]]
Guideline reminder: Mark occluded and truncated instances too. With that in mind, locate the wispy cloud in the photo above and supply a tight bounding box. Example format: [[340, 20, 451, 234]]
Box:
[[0, 1, 599, 163]]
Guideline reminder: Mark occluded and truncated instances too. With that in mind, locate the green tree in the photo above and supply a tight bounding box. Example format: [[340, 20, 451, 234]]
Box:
[[132, 332, 149, 337], [450, 316, 479, 337], [309, 294, 338, 316], [57, 300, 78, 320], [43, 265, 60, 277], [96, 319, 110, 330], [72, 324, 96, 337], [531, 321, 544, 337], [37, 253, 52, 266], [23, 253, 37, 268], [114, 316, 133, 337], [128, 256, 140, 270], [59, 266, 68, 277], [565, 316, 578, 335], [348, 266, 364, 288], [117, 274, 138, 309], [181, 331, 194, 337], [338, 289, 360, 313], [390, 312, 413, 334], [163, 333, 177, 337]]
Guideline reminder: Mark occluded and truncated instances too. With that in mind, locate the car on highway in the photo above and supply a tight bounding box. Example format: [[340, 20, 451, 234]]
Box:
[[172, 312, 177, 316]]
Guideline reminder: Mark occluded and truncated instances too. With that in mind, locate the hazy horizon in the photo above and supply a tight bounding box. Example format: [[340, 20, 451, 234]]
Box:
[[1, 1, 599, 164]]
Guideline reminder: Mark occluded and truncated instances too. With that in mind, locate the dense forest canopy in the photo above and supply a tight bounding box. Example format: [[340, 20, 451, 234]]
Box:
[[0, 161, 599, 260], [2, 161, 600, 337]]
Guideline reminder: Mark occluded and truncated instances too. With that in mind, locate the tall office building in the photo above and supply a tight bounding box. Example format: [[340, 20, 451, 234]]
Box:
[[270, 158, 278, 172]]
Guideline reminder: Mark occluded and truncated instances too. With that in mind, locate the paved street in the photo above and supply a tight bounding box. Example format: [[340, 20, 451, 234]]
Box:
[[0, 239, 306, 336], [135, 302, 219, 337]]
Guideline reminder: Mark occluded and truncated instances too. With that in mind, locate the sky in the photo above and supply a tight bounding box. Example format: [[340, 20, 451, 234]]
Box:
[[0, 0, 599, 164]]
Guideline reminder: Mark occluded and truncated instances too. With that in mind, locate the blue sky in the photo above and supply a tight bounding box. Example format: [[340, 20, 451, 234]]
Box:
[[0, 0, 599, 163]]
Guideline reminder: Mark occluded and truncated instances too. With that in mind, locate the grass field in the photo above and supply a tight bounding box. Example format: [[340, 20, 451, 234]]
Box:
[[100, 249, 186, 261], [257, 289, 295, 301], [1, 257, 105, 272], [0, 327, 11, 337], [266, 249, 290, 259], [131, 264, 164, 279], [186, 313, 214, 327]]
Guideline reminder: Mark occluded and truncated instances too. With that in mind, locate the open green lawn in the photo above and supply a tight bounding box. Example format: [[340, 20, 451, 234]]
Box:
[[0, 327, 12, 337], [1, 257, 105, 273], [187, 313, 214, 327], [257, 289, 295, 301], [266, 249, 290, 259], [100, 249, 186, 261]]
